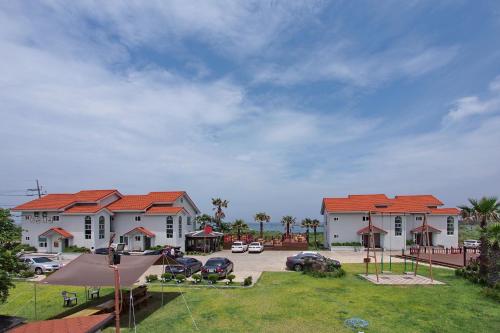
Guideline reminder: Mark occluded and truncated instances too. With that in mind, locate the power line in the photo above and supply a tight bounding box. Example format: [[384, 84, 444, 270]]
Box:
[[26, 179, 46, 199]]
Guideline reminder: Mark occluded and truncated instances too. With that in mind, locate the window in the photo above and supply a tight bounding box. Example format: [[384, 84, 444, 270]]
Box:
[[416, 216, 423, 221], [120, 236, 129, 245], [333, 234, 339, 239], [42, 212, 47, 217], [135, 216, 141, 222], [38, 237, 47, 247], [98, 216, 105, 239], [135, 235, 141, 241], [362, 216, 369, 221], [25, 215, 29, 220], [447, 216, 454, 235], [333, 217, 339, 221], [53, 215, 59, 221], [178, 216, 182, 238], [85, 216, 92, 239], [25, 236, 30, 240], [395, 216, 402, 236], [166, 216, 173, 239], [34, 212, 39, 217], [187, 216, 191, 225]]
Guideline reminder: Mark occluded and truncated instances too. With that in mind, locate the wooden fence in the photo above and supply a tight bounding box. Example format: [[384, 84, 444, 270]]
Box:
[[408, 246, 479, 255]]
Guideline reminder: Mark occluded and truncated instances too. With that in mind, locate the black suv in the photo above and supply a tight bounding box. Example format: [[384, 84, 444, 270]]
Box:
[[286, 253, 341, 271]]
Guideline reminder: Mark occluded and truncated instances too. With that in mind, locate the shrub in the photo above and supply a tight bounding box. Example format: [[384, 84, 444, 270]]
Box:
[[243, 276, 252, 286], [64, 245, 91, 253], [226, 274, 236, 284], [18, 270, 35, 278], [208, 274, 219, 284], [192, 273, 202, 284], [175, 274, 186, 283], [146, 274, 158, 283], [14, 244, 37, 253], [483, 287, 500, 302], [161, 273, 173, 282], [306, 268, 346, 278], [331, 242, 362, 247]]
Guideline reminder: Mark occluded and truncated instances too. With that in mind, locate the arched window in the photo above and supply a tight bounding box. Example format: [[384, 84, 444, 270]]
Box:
[[98, 216, 105, 239], [447, 216, 454, 235], [85, 216, 92, 239], [166, 216, 173, 239], [178, 216, 183, 238], [395, 216, 402, 236]]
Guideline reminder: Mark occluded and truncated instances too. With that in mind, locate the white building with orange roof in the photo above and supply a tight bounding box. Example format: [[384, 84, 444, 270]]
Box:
[[12, 190, 200, 252], [321, 194, 459, 250]]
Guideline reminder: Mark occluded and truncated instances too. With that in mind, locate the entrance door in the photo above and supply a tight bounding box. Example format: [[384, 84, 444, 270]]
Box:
[[362, 234, 381, 248], [415, 233, 433, 246], [144, 236, 151, 250]]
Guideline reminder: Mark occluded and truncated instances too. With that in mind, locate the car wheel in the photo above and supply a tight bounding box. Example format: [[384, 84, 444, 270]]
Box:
[[186, 268, 191, 277], [293, 264, 303, 272], [35, 267, 43, 275]]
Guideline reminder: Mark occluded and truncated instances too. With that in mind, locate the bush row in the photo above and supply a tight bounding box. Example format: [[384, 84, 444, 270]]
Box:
[[331, 242, 361, 246], [145, 273, 251, 286]]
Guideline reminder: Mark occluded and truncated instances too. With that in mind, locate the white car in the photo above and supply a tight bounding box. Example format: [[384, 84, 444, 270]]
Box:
[[20, 256, 63, 275], [248, 242, 264, 253], [231, 241, 248, 253], [464, 240, 481, 248]]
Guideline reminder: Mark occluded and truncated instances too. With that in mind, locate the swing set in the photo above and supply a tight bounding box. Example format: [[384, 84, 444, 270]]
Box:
[[364, 211, 434, 282]]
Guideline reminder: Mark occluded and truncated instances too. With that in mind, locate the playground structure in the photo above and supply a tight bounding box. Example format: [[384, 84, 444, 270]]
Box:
[[362, 211, 439, 285]]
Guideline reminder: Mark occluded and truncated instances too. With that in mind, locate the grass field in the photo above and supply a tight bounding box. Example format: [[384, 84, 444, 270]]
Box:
[[1, 264, 499, 332]]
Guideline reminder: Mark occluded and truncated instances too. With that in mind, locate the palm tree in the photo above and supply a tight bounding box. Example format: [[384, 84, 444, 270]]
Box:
[[281, 216, 296, 238], [301, 218, 312, 243], [310, 219, 320, 249], [459, 197, 500, 278], [211, 198, 229, 231], [484, 223, 500, 285], [254, 212, 271, 239], [231, 219, 248, 240], [195, 214, 213, 230]]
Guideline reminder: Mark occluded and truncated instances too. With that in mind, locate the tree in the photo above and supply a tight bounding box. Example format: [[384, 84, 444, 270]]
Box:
[[281, 216, 296, 238], [254, 212, 271, 239], [0, 209, 23, 303], [195, 214, 213, 230], [310, 219, 320, 249], [459, 197, 500, 279], [0, 209, 21, 250], [231, 219, 248, 240], [301, 218, 312, 243], [212, 198, 229, 231], [484, 223, 500, 285]]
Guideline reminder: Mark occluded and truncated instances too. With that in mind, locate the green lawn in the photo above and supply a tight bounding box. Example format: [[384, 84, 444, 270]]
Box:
[[1, 264, 499, 332]]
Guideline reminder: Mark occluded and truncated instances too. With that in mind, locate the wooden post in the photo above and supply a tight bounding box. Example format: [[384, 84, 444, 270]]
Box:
[[113, 266, 121, 333], [425, 214, 433, 282], [463, 246, 467, 267]]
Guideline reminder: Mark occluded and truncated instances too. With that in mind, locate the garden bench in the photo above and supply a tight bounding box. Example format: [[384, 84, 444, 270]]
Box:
[[61, 291, 78, 307], [87, 287, 100, 299]]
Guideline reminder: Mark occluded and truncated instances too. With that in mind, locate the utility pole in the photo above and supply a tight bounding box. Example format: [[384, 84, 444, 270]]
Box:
[[27, 180, 45, 198]]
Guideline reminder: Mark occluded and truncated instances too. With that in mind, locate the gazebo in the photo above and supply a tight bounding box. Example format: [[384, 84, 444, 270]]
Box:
[[185, 226, 223, 253]]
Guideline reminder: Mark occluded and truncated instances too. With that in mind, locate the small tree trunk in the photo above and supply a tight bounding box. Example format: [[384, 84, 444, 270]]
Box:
[[306, 227, 310, 243], [488, 244, 500, 286], [286, 223, 290, 238], [313, 227, 317, 248], [479, 217, 489, 278], [260, 222, 263, 239]]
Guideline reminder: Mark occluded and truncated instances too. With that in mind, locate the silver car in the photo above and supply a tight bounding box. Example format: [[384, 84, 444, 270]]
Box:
[[21, 256, 63, 275]]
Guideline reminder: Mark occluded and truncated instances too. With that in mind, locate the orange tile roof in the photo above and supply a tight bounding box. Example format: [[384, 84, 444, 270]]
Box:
[[124, 226, 155, 237], [63, 204, 108, 214], [145, 206, 184, 215], [411, 225, 442, 233], [40, 227, 73, 238], [107, 192, 184, 211], [8, 314, 113, 333], [357, 225, 388, 234], [12, 190, 118, 211], [322, 194, 458, 215]]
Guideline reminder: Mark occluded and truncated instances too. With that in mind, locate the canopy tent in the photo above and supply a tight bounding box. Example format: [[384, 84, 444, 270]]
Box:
[[40, 254, 173, 287]]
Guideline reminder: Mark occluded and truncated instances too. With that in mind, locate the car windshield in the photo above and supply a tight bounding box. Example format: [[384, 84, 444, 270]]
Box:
[[206, 259, 225, 266], [32, 257, 53, 263], [250, 242, 260, 246], [233, 242, 243, 245], [176, 258, 190, 264]]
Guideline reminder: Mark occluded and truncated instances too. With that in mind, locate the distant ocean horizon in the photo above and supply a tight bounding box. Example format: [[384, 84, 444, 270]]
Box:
[[246, 222, 324, 233]]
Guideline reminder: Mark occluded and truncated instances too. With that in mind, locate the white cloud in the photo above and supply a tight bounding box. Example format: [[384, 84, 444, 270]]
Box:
[[445, 77, 500, 122]]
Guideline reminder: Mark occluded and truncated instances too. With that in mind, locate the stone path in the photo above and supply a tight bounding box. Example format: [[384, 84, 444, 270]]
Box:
[[359, 274, 444, 285]]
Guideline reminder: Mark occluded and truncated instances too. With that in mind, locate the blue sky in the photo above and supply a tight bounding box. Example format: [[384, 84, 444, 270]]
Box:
[[1, 1, 500, 222]]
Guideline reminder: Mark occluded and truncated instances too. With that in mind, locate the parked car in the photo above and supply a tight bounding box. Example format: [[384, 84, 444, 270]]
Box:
[[164, 257, 202, 277], [201, 257, 234, 278], [464, 240, 481, 248], [286, 253, 341, 272], [94, 248, 130, 255], [231, 241, 248, 253], [248, 242, 264, 253], [143, 247, 184, 258], [20, 256, 63, 275]]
